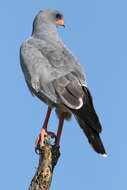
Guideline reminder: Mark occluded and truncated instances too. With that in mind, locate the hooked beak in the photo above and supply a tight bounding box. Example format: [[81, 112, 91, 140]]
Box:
[[56, 19, 65, 27]]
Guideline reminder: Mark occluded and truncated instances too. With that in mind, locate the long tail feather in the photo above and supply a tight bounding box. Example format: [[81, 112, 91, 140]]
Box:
[[72, 87, 107, 155], [75, 116, 106, 155]]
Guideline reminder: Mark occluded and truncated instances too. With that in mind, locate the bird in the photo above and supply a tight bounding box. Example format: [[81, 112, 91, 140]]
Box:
[[20, 9, 107, 156]]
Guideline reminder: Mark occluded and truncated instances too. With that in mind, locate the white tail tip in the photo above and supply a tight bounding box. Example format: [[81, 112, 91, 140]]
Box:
[[102, 153, 108, 157]]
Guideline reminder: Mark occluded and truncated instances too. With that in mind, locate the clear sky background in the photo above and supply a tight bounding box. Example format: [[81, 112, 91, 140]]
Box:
[[0, 0, 126, 189]]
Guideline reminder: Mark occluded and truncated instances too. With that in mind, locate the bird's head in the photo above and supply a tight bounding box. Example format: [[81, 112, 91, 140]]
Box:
[[33, 9, 65, 29]]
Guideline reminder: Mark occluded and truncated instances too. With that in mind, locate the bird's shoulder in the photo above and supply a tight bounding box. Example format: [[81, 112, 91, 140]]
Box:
[[20, 37, 46, 56], [20, 37, 87, 86], [21, 37, 77, 68]]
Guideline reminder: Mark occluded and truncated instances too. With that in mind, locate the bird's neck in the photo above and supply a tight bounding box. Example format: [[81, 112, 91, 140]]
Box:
[[32, 23, 62, 46]]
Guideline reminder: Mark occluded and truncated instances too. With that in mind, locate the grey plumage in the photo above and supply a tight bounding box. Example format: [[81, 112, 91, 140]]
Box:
[[20, 9, 107, 156]]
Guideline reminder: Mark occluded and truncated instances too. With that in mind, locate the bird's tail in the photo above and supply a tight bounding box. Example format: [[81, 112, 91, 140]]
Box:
[[72, 87, 107, 156]]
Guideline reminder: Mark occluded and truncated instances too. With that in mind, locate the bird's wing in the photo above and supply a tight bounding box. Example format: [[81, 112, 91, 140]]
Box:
[[39, 41, 86, 109], [20, 40, 85, 107], [53, 75, 84, 109], [20, 41, 61, 104]]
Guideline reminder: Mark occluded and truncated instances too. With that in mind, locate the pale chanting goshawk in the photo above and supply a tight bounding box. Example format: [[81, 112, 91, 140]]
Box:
[[20, 9, 107, 156]]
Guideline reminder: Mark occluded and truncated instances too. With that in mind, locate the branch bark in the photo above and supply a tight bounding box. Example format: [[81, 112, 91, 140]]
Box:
[[28, 137, 60, 190]]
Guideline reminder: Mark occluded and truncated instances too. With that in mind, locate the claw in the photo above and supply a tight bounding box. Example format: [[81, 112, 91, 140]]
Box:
[[35, 145, 41, 154], [47, 131, 56, 139], [35, 130, 56, 154]]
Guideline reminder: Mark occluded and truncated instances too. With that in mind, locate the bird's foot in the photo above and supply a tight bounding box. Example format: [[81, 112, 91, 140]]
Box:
[[35, 129, 56, 154]]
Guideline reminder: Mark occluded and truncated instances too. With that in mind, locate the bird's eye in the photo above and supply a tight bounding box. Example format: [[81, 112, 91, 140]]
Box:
[[56, 13, 62, 20]]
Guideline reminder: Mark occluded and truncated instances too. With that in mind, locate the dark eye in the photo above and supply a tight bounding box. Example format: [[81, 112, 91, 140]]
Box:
[[56, 13, 62, 20]]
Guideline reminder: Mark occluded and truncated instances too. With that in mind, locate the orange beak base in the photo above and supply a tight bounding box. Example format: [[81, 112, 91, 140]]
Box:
[[56, 19, 65, 27]]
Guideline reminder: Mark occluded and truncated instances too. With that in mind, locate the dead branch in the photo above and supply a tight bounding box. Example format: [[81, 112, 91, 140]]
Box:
[[28, 137, 60, 190]]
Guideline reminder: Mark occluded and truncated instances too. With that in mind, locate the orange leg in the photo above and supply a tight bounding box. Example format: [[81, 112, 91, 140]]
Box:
[[55, 115, 65, 146], [40, 106, 52, 143], [36, 107, 52, 147]]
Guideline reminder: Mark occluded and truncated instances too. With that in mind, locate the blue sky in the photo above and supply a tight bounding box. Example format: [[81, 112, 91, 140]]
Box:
[[0, 0, 127, 189]]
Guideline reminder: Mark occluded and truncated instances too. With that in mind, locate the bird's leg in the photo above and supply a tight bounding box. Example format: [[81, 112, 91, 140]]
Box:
[[55, 114, 65, 146], [40, 107, 52, 143], [35, 107, 55, 148]]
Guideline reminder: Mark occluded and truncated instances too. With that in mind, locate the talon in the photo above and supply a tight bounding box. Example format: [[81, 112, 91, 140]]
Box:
[[35, 129, 47, 149], [35, 145, 40, 154], [35, 130, 56, 152], [47, 131, 56, 139]]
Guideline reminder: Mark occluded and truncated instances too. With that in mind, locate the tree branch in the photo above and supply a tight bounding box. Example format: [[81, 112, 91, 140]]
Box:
[[28, 137, 60, 190]]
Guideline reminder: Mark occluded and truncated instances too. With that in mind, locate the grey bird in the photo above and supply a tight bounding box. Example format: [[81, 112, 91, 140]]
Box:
[[20, 9, 107, 156]]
